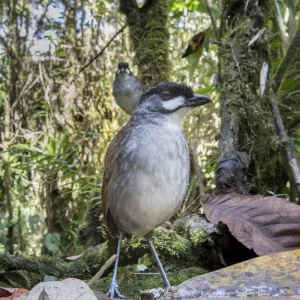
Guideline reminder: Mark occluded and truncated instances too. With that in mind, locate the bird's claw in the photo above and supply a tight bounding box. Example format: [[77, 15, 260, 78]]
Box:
[[106, 281, 127, 299]]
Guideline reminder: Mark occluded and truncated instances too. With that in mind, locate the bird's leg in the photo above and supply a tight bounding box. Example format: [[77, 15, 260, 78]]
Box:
[[107, 231, 127, 299], [145, 232, 171, 289]]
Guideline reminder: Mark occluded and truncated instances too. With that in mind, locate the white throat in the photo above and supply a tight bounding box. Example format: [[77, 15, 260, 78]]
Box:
[[164, 107, 191, 130], [161, 95, 192, 129]]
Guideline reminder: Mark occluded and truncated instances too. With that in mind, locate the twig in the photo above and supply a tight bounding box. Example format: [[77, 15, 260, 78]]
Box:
[[244, 0, 249, 15], [269, 90, 300, 199], [189, 138, 206, 199], [78, 25, 126, 75], [133, 273, 171, 275], [11, 76, 40, 109], [273, 25, 300, 92], [88, 254, 117, 286]]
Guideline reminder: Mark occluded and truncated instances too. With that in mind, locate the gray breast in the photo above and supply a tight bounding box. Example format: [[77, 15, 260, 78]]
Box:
[[108, 122, 190, 236], [113, 74, 143, 114]]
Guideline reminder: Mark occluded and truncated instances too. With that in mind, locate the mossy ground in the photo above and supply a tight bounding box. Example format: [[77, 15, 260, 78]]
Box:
[[90, 224, 212, 299], [90, 264, 208, 300]]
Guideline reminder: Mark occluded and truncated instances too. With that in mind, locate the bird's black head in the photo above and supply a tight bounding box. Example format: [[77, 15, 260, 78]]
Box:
[[137, 82, 211, 115], [116, 62, 131, 76]]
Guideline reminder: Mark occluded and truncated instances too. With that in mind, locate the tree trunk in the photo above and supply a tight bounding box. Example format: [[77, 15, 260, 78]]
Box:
[[1, 0, 21, 254], [217, 0, 287, 195], [120, 0, 170, 90]]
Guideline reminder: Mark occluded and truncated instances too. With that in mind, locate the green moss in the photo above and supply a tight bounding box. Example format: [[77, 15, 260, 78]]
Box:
[[152, 227, 190, 258], [122, 227, 192, 260], [123, 0, 170, 89], [190, 228, 209, 247], [219, 4, 284, 195], [126, 235, 147, 251], [90, 265, 208, 300]]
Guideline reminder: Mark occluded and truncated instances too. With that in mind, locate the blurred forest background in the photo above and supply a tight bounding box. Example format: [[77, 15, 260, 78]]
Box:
[[0, 0, 299, 261]]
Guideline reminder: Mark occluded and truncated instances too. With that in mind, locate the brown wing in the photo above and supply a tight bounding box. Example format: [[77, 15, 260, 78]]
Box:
[[102, 124, 131, 237]]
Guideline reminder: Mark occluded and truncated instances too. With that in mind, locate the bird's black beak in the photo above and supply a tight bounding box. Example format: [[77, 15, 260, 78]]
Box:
[[186, 94, 212, 107]]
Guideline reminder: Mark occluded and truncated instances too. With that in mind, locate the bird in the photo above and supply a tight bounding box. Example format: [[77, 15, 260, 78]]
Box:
[[102, 82, 211, 298], [113, 62, 143, 115]]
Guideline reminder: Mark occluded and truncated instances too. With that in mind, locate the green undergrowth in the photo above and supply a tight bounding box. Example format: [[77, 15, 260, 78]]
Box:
[[90, 265, 208, 300]]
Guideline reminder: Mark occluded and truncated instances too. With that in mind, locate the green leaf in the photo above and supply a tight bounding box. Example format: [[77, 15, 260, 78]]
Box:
[[43, 233, 61, 255], [56, 51, 67, 58], [10, 144, 44, 153], [194, 87, 217, 94], [185, 28, 213, 80]]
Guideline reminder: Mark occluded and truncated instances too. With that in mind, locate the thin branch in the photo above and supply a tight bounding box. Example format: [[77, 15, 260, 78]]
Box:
[[88, 254, 117, 286], [273, 25, 300, 92], [78, 25, 126, 74], [205, 0, 219, 40], [269, 90, 300, 199], [189, 138, 206, 199], [11, 76, 40, 109]]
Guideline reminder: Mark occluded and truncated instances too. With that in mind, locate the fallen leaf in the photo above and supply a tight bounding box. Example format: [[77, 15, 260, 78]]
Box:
[[0, 288, 29, 299], [248, 27, 266, 47], [203, 193, 300, 255], [64, 246, 93, 261], [0, 288, 13, 298], [170, 249, 300, 298], [27, 278, 97, 300], [260, 61, 269, 97]]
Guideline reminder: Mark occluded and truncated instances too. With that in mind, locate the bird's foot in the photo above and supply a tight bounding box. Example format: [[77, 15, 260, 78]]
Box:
[[106, 281, 127, 299]]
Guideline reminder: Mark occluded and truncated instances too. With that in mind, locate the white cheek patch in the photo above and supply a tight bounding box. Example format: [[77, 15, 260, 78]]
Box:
[[162, 96, 185, 111], [125, 68, 131, 75]]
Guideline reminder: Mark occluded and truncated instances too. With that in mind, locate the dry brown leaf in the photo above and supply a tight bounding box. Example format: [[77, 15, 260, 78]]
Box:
[[0, 288, 29, 299], [203, 193, 300, 255], [0, 289, 13, 298], [182, 31, 206, 58]]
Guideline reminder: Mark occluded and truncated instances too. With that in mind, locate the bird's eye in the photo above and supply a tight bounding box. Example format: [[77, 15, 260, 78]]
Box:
[[163, 91, 170, 100]]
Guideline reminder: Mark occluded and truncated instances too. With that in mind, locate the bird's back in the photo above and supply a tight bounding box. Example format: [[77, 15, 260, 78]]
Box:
[[102, 116, 189, 237]]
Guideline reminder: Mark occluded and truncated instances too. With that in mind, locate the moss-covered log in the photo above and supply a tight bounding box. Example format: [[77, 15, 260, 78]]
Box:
[[217, 0, 287, 194], [0, 220, 232, 289], [120, 0, 170, 90], [0, 243, 109, 279]]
